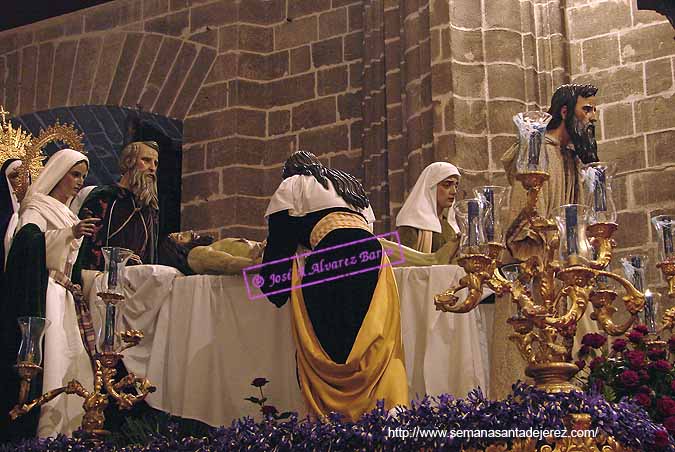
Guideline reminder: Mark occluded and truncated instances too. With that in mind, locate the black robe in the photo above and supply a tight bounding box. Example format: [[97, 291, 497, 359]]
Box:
[[0, 224, 49, 442], [76, 185, 159, 271], [260, 207, 381, 364]]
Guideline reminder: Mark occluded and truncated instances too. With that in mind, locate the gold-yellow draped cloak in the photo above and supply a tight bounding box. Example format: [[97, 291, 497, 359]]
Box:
[[289, 253, 409, 421]]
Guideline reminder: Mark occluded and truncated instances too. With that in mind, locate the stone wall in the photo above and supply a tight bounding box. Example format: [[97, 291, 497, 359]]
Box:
[[0, 0, 363, 241], [181, 0, 365, 240], [564, 0, 675, 290], [0, 0, 673, 268]]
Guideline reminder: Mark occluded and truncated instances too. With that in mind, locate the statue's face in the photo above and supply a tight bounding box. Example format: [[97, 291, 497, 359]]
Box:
[[573, 95, 597, 126], [567, 95, 599, 164], [170, 230, 199, 245], [7, 164, 21, 193], [436, 175, 459, 212], [134, 143, 159, 178]]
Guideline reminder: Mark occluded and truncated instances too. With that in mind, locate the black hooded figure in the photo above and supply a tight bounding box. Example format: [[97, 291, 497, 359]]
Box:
[[260, 151, 380, 364], [259, 151, 408, 422]]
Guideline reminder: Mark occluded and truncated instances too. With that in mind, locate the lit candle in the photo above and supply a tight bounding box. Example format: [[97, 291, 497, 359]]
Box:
[[644, 289, 656, 334], [565, 205, 578, 256], [527, 130, 542, 167], [483, 188, 495, 242], [593, 167, 607, 212], [630, 255, 645, 292], [468, 199, 479, 247], [107, 247, 119, 291], [664, 220, 674, 256]]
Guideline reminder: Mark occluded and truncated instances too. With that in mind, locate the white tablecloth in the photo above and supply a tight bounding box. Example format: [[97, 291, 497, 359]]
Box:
[[86, 264, 490, 427]]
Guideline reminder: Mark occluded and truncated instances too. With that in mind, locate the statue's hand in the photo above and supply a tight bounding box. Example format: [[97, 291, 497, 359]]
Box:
[[250, 241, 266, 261], [128, 254, 143, 265]]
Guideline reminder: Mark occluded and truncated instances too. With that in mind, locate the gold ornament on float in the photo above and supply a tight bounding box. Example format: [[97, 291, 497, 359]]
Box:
[[0, 105, 85, 201]]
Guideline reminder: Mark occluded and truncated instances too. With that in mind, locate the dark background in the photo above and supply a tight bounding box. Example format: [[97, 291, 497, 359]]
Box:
[[0, 0, 114, 31]]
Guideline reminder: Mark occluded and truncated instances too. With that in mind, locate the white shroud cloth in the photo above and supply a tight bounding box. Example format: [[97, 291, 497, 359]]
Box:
[[16, 149, 92, 438], [85, 264, 490, 427]]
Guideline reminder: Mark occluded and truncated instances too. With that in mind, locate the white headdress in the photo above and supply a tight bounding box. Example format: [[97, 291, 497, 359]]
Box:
[[395, 162, 460, 233]]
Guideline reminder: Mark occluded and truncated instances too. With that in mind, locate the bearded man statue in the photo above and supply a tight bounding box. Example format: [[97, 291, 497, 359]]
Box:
[[76, 141, 160, 270], [502, 83, 599, 262], [489, 84, 599, 399]]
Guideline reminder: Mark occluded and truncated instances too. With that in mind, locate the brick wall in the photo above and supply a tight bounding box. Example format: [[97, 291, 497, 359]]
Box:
[[0, 0, 363, 242], [565, 0, 675, 292], [429, 0, 570, 199], [0, 0, 673, 267], [182, 0, 365, 241]]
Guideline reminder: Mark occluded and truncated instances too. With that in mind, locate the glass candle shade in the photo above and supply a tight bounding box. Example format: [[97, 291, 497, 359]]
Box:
[[513, 111, 552, 173], [500, 263, 528, 319], [101, 247, 134, 295], [473, 186, 507, 243], [582, 162, 617, 224], [455, 198, 488, 255], [17, 316, 51, 366], [620, 254, 648, 294], [554, 204, 592, 266], [642, 289, 661, 334], [651, 215, 675, 262], [95, 296, 124, 354]]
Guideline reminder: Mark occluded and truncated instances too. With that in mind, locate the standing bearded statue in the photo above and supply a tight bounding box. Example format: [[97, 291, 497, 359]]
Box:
[[502, 83, 599, 262], [76, 141, 160, 270], [489, 84, 599, 399]]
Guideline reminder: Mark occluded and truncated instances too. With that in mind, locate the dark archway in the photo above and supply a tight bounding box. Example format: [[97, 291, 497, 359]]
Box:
[[14, 106, 183, 235]]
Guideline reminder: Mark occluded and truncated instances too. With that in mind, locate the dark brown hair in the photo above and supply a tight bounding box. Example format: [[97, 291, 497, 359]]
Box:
[[282, 151, 370, 210]]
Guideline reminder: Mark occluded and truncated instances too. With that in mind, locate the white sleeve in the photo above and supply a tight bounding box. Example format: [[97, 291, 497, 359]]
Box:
[[265, 176, 299, 217], [19, 209, 77, 272], [362, 205, 376, 225]]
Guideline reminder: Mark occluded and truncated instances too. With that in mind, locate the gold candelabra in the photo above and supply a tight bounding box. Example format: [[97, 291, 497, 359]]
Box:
[[10, 290, 155, 439], [434, 170, 647, 393]]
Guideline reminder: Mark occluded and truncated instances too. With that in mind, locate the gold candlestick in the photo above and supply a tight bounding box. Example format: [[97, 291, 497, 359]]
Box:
[[435, 170, 645, 393]]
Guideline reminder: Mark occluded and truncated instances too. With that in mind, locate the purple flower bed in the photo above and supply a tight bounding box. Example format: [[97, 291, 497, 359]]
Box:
[[2, 382, 672, 451]]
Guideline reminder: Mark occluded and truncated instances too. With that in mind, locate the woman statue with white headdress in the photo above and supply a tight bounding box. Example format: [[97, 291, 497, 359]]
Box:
[[396, 162, 462, 258], [0, 149, 100, 439]]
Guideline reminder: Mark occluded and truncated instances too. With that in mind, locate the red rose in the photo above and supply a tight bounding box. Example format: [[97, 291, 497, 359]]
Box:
[[619, 369, 640, 387], [654, 429, 670, 448], [669, 337, 675, 352], [628, 331, 644, 343], [589, 356, 606, 370], [648, 349, 668, 360], [639, 369, 650, 382], [658, 397, 675, 417], [575, 359, 586, 371], [582, 333, 607, 349], [633, 324, 649, 335], [634, 393, 652, 408], [261, 405, 278, 416], [578, 345, 592, 357], [612, 339, 628, 352], [624, 350, 645, 369], [663, 416, 675, 434], [251, 377, 269, 387], [652, 360, 673, 372], [638, 385, 653, 394]]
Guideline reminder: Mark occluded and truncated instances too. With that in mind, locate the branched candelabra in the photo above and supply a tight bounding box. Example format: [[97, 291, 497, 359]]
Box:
[[433, 112, 655, 393], [9, 247, 155, 438]]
